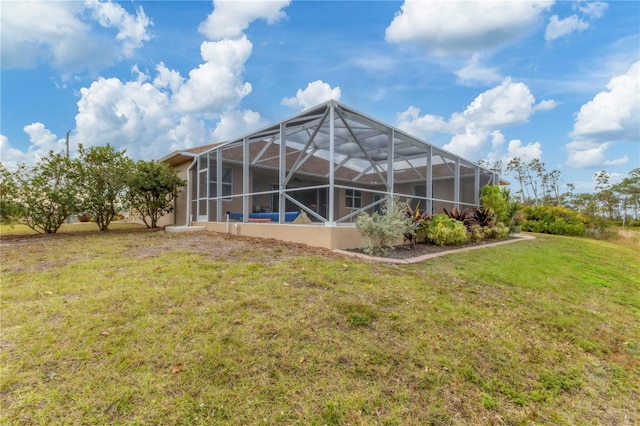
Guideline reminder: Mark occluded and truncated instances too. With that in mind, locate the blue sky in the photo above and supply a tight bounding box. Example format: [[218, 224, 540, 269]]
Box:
[[1, 0, 638, 192]]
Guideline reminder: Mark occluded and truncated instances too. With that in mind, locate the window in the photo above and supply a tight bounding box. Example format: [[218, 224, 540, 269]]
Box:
[[209, 166, 233, 200], [345, 189, 362, 209]]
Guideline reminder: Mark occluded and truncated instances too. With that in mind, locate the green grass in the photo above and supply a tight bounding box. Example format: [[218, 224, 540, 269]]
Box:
[[1, 231, 638, 424], [0, 222, 146, 235]]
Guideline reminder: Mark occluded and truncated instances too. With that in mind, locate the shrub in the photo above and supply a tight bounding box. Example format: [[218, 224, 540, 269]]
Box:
[[356, 198, 415, 255], [466, 223, 485, 242], [485, 222, 510, 239], [425, 214, 467, 246], [77, 213, 93, 222], [522, 205, 587, 236], [481, 185, 522, 227]]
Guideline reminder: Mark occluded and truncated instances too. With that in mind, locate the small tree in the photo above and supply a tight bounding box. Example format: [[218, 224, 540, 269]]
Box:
[[4, 153, 80, 233], [127, 160, 186, 228], [355, 198, 415, 255], [0, 163, 23, 224], [77, 144, 134, 231]]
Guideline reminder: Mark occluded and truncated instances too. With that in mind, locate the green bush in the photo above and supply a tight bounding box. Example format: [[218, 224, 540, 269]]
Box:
[[481, 186, 509, 223], [356, 198, 415, 255], [466, 223, 485, 242], [425, 214, 467, 246], [522, 205, 587, 236], [485, 222, 510, 239]]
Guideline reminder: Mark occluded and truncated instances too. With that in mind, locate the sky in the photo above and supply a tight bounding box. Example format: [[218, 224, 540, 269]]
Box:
[[1, 0, 639, 192]]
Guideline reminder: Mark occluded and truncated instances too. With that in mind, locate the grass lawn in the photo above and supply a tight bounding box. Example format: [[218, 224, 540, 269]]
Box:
[[0, 222, 147, 235], [1, 229, 638, 424]]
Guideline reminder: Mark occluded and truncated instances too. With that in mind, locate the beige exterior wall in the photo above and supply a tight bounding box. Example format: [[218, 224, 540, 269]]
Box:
[[194, 221, 367, 250], [170, 161, 192, 227]]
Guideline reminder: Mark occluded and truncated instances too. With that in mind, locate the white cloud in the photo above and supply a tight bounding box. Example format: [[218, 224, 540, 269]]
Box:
[[164, 116, 208, 156], [567, 61, 639, 168], [545, 2, 608, 41], [449, 78, 539, 130], [578, 1, 609, 19], [75, 75, 175, 158], [455, 53, 501, 85], [153, 63, 185, 94], [396, 106, 447, 137], [565, 142, 628, 169], [172, 37, 254, 115], [72, 43, 264, 160], [545, 15, 588, 41], [486, 136, 543, 166], [534, 99, 558, 111], [0, 125, 69, 170], [397, 78, 552, 161], [212, 109, 269, 142], [0, 135, 30, 170], [491, 130, 506, 150], [84, 0, 153, 57], [281, 80, 342, 110], [199, 0, 290, 40], [5, 0, 289, 165], [506, 139, 543, 161], [572, 61, 639, 141], [443, 124, 490, 160], [0, 0, 152, 70], [22, 123, 67, 155], [385, 0, 552, 55]]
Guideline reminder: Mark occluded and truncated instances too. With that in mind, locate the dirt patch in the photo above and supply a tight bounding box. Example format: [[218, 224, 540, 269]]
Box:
[[0, 227, 525, 267]]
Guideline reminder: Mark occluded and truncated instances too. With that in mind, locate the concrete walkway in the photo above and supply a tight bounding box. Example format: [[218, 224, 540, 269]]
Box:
[[165, 225, 206, 233], [334, 233, 536, 264]]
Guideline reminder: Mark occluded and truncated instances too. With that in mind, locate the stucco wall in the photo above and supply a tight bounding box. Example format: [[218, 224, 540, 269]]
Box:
[[194, 221, 366, 250]]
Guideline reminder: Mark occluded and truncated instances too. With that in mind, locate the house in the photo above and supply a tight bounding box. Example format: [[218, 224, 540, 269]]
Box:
[[159, 101, 501, 249]]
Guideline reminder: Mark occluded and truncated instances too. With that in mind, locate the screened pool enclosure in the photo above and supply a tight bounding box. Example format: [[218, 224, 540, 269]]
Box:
[[177, 101, 499, 226]]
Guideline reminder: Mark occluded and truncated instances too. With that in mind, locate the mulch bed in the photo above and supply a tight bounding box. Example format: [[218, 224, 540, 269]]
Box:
[[346, 237, 519, 260]]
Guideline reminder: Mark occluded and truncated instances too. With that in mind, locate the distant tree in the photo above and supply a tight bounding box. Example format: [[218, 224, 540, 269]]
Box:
[[610, 168, 640, 223], [593, 170, 618, 220], [477, 159, 503, 176], [77, 144, 134, 231], [3, 153, 80, 233], [0, 163, 23, 224], [507, 157, 528, 203], [127, 160, 186, 228]]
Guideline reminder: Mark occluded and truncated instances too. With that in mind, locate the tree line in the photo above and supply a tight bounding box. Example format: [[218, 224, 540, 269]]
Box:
[[479, 157, 640, 226], [0, 145, 185, 233]]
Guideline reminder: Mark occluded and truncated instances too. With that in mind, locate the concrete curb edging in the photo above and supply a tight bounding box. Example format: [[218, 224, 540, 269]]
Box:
[[334, 233, 536, 264]]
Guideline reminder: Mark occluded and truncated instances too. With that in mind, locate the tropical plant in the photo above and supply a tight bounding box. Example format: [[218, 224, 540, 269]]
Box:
[[443, 207, 472, 224], [472, 207, 497, 228], [406, 201, 431, 245]]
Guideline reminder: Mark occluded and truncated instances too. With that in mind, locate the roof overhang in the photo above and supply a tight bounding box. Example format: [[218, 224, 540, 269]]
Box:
[[159, 151, 198, 167]]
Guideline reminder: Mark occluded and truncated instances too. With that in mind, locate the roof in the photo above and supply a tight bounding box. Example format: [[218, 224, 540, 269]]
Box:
[[159, 142, 225, 166]]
